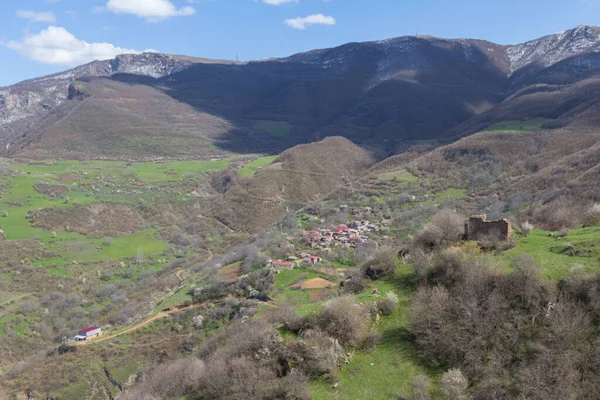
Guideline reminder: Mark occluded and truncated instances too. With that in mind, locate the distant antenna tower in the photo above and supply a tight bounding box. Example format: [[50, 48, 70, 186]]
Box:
[[236, 53, 239, 62]]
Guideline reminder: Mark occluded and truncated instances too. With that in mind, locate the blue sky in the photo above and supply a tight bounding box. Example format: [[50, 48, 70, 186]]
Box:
[[0, 0, 599, 86]]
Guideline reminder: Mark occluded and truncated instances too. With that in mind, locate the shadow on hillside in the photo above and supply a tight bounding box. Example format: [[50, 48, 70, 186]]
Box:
[[380, 326, 442, 376], [112, 39, 510, 155]]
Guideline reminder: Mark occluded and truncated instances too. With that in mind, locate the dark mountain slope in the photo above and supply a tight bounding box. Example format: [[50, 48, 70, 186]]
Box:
[[3, 26, 600, 159]]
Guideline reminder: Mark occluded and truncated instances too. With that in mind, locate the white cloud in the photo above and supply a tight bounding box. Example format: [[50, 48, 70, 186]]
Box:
[[16, 10, 57, 24], [263, 0, 298, 5], [3, 26, 140, 67], [104, 0, 196, 22], [285, 14, 336, 30]]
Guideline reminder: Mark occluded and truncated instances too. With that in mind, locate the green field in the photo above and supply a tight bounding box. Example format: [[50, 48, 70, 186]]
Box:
[[270, 265, 433, 399], [377, 169, 420, 183], [486, 118, 551, 133], [313, 266, 432, 400], [502, 227, 600, 279], [238, 156, 277, 177], [252, 121, 292, 138]]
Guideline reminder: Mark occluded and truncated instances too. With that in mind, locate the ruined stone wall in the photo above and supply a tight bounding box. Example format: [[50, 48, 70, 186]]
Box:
[[465, 215, 512, 240]]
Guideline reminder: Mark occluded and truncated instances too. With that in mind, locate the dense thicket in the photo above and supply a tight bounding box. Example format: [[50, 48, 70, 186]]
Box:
[[409, 251, 600, 399]]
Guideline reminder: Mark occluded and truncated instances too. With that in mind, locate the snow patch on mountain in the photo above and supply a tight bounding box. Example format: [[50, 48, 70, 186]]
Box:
[[506, 26, 600, 73]]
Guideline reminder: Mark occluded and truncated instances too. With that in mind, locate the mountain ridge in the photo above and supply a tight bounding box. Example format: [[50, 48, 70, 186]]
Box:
[[3, 25, 600, 159]]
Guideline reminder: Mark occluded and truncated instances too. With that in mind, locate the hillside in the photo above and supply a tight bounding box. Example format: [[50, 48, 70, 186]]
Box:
[[1, 24, 600, 400], [214, 136, 374, 232], [3, 25, 600, 159]]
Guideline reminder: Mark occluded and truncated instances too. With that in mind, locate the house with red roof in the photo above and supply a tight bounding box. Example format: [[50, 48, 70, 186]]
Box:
[[271, 260, 295, 270], [75, 326, 102, 341]]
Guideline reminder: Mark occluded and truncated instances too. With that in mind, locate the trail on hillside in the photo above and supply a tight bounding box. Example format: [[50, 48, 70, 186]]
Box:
[[0, 293, 31, 307], [83, 302, 205, 345]]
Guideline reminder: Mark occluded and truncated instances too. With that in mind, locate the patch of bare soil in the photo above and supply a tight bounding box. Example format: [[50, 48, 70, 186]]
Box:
[[298, 277, 337, 289], [217, 263, 243, 281], [28, 203, 145, 238], [308, 289, 335, 302]]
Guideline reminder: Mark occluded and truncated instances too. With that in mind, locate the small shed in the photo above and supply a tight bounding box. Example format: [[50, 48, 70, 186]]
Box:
[[75, 326, 102, 341]]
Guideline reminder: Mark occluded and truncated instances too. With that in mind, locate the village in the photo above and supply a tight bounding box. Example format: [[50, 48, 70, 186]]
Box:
[[268, 220, 381, 270]]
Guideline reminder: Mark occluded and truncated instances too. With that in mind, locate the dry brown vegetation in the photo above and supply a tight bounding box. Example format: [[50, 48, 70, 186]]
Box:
[[409, 250, 600, 399], [28, 203, 145, 238], [214, 137, 374, 232]]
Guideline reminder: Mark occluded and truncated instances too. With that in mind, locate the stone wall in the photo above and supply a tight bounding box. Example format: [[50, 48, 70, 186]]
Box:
[[465, 214, 512, 240]]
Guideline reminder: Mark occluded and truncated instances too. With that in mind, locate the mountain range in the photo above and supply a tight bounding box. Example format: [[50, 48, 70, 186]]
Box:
[[3, 25, 600, 159]]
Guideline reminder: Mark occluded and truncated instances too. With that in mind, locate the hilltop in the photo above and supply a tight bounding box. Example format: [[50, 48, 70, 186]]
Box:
[[3, 26, 600, 159]]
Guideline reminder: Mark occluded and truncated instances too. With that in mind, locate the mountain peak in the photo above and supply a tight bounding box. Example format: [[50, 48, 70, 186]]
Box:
[[506, 25, 600, 73]]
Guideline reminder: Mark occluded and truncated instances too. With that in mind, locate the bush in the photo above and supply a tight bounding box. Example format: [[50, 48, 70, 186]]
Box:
[[290, 329, 343, 377], [316, 296, 370, 346], [360, 246, 398, 280], [439, 369, 469, 400], [414, 209, 463, 249], [521, 221, 534, 237], [377, 291, 399, 316], [342, 269, 370, 294], [359, 329, 382, 353], [585, 203, 600, 225]]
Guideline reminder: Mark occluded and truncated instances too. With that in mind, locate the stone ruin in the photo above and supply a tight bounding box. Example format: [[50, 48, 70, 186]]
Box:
[[464, 214, 512, 241]]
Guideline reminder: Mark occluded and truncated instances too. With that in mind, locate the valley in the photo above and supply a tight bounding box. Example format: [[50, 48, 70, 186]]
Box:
[[0, 24, 599, 400]]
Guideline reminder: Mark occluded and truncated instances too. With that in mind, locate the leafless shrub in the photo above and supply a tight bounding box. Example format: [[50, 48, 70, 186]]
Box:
[[439, 369, 470, 400], [585, 203, 600, 225], [342, 268, 370, 294], [431, 209, 465, 242], [316, 296, 370, 346], [267, 306, 304, 333], [289, 329, 344, 377], [521, 221, 534, 237], [558, 228, 570, 238], [414, 209, 463, 249], [377, 291, 399, 316], [360, 246, 397, 279], [359, 329, 382, 353], [121, 358, 205, 400]]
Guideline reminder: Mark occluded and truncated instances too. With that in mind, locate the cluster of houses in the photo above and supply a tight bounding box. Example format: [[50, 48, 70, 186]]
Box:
[[268, 253, 323, 270], [301, 221, 379, 249], [267, 221, 380, 271]]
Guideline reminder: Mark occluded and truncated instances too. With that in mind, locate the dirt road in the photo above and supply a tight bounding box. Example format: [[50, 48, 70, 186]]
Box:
[[81, 302, 205, 345]]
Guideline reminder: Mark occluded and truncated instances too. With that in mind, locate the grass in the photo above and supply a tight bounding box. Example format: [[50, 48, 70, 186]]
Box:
[[0, 314, 17, 336], [486, 118, 552, 133], [133, 159, 230, 182], [155, 286, 193, 312], [312, 265, 433, 399], [377, 169, 420, 184], [434, 188, 469, 200], [252, 121, 292, 138], [238, 156, 277, 177], [502, 227, 600, 279]]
